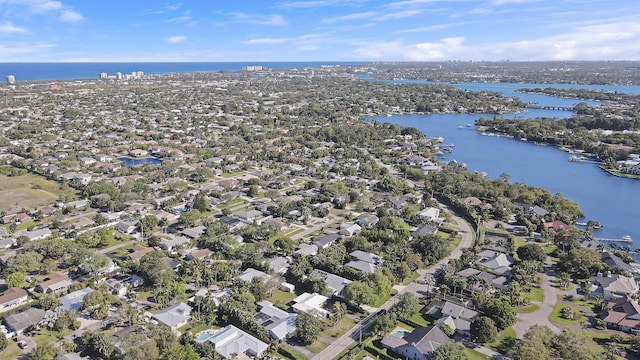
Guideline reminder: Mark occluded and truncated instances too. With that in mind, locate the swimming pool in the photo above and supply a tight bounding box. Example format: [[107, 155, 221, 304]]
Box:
[[195, 329, 216, 342]]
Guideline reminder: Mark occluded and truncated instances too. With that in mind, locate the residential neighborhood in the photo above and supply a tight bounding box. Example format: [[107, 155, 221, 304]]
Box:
[[0, 64, 638, 360]]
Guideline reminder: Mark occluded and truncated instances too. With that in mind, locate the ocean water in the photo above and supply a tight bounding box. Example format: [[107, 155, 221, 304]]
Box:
[[0, 62, 368, 82]]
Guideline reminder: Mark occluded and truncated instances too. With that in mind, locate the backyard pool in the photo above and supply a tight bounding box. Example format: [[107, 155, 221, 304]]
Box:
[[195, 329, 216, 342]]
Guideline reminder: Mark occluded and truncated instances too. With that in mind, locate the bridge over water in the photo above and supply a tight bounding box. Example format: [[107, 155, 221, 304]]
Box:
[[527, 104, 574, 111]]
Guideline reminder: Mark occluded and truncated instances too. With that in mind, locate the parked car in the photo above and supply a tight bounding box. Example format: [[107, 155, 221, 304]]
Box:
[[17, 339, 28, 349]]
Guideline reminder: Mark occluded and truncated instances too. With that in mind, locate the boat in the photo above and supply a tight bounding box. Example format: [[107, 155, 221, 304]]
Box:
[[569, 155, 588, 162], [622, 235, 633, 242], [466, 124, 472, 127], [457, 125, 464, 129]]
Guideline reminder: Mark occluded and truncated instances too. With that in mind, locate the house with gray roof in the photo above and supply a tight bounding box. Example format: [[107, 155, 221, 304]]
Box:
[[3, 307, 45, 334], [238, 268, 273, 284], [346, 250, 383, 275], [59, 287, 94, 311], [381, 325, 451, 360], [602, 251, 634, 275], [476, 250, 515, 275], [255, 300, 297, 341], [590, 273, 638, 300], [153, 302, 192, 329], [312, 233, 341, 249], [295, 243, 318, 256], [309, 269, 351, 297]]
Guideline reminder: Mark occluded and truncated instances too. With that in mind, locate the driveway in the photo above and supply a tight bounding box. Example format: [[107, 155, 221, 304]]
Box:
[[513, 262, 561, 337]]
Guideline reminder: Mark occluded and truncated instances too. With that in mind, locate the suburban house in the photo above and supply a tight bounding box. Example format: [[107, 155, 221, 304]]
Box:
[[312, 233, 342, 249], [2, 307, 46, 335], [418, 207, 443, 224], [295, 243, 318, 256], [59, 288, 94, 311], [36, 271, 73, 294], [590, 273, 638, 300], [381, 325, 451, 360], [238, 268, 273, 284], [182, 225, 207, 239], [159, 235, 191, 251], [268, 256, 291, 276], [476, 250, 515, 275], [205, 325, 269, 359], [357, 213, 379, 227], [128, 244, 154, 262], [600, 297, 640, 333], [345, 250, 384, 275], [412, 224, 438, 237], [455, 267, 509, 291], [309, 269, 352, 297], [14, 227, 52, 242], [153, 302, 192, 330], [339, 223, 362, 237], [427, 300, 480, 336], [255, 300, 297, 341], [0, 287, 29, 311], [602, 251, 634, 275], [292, 292, 329, 318]]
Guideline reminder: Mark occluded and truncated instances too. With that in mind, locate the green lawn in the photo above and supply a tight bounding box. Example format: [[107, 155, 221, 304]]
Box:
[[512, 236, 527, 251], [1, 341, 24, 360], [320, 316, 357, 339], [514, 303, 539, 313], [549, 302, 585, 325], [522, 286, 544, 302], [465, 348, 491, 360], [279, 345, 308, 360], [407, 310, 431, 327], [486, 327, 517, 353], [268, 290, 297, 309], [402, 271, 421, 286]]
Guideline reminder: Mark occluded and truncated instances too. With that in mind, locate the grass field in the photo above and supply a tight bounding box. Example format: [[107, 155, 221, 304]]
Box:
[[549, 302, 584, 325], [0, 173, 74, 213]]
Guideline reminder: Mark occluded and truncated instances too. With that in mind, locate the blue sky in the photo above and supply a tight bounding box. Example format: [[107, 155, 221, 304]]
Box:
[[0, 0, 638, 62]]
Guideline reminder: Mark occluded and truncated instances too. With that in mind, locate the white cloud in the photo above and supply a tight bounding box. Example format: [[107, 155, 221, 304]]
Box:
[[166, 35, 187, 43], [374, 10, 422, 21], [60, 9, 83, 22], [166, 3, 182, 11], [232, 12, 287, 26], [349, 19, 640, 61], [276, 0, 365, 9], [321, 11, 376, 24], [245, 37, 289, 45], [0, 22, 27, 33], [397, 20, 477, 33]]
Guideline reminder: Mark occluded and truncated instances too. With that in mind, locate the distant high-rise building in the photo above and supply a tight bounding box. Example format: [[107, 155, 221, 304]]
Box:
[[6, 75, 15, 84], [99, 72, 107, 79], [242, 65, 264, 71], [116, 72, 122, 80]]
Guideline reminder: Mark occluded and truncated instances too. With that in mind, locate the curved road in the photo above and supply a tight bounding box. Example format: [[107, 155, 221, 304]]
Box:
[[311, 203, 475, 360], [513, 260, 561, 337]]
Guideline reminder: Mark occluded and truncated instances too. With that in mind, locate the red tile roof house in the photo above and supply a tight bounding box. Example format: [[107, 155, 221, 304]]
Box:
[[0, 287, 29, 312]]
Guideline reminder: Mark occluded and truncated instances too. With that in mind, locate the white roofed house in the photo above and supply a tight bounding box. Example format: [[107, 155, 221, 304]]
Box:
[[153, 302, 192, 330], [14, 227, 52, 242], [206, 325, 269, 359], [159, 235, 191, 252], [255, 300, 297, 341], [292, 293, 330, 318], [339, 223, 362, 237]]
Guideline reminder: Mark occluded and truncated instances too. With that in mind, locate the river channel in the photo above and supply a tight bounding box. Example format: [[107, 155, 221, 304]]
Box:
[[370, 81, 640, 249]]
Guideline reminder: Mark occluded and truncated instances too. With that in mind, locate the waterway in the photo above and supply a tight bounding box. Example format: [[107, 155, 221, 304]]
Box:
[[369, 81, 640, 249], [119, 156, 162, 167]]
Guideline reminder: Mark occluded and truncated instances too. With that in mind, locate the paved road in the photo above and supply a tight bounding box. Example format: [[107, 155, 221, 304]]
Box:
[[311, 204, 475, 360], [513, 260, 561, 337]]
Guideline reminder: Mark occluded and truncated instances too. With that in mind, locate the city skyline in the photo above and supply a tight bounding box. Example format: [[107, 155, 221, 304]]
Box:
[[0, 0, 639, 62]]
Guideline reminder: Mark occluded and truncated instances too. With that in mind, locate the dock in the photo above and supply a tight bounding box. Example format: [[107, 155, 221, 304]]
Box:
[[595, 236, 633, 244]]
